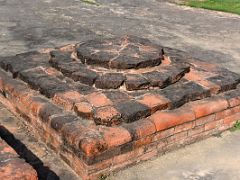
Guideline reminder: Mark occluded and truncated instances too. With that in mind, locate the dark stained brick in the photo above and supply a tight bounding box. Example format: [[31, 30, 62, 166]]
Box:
[[71, 68, 98, 86], [95, 73, 126, 89], [208, 74, 240, 92], [103, 90, 130, 103], [19, 69, 70, 98], [50, 114, 79, 132], [56, 62, 86, 77], [115, 100, 150, 122], [160, 81, 211, 109], [142, 71, 169, 87], [38, 103, 63, 122], [2, 52, 49, 77], [125, 74, 149, 90]]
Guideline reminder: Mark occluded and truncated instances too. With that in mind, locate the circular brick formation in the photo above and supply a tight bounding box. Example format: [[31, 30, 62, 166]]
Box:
[[49, 36, 190, 91], [76, 35, 163, 69]]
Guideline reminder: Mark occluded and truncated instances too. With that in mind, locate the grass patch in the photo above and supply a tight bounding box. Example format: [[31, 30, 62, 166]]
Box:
[[230, 120, 240, 132], [184, 0, 240, 15]]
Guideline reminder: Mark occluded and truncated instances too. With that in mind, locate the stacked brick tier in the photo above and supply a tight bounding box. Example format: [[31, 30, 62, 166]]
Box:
[[0, 35, 239, 179], [0, 133, 37, 180]]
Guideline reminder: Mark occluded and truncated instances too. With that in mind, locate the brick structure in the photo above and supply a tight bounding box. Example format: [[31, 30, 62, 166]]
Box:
[[0, 35, 239, 179], [0, 135, 37, 180]]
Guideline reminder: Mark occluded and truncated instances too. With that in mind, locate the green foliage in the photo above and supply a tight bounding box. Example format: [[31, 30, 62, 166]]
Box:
[[184, 0, 240, 15], [230, 121, 240, 132]]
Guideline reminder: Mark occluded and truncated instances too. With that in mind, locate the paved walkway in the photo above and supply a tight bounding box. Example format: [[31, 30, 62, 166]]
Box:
[[0, 0, 240, 179]]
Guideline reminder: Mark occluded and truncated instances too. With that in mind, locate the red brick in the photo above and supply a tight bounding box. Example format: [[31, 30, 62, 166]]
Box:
[[137, 93, 170, 113], [93, 106, 121, 126], [175, 122, 194, 133], [185, 69, 215, 81], [205, 120, 222, 131], [53, 91, 84, 110], [149, 106, 195, 131], [134, 135, 153, 148], [153, 128, 174, 141], [167, 131, 188, 143], [191, 97, 228, 118], [228, 96, 240, 107], [61, 121, 87, 146], [196, 80, 220, 95], [123, 119, 156, 140], [74, 101, 93, 119], [86, 92, 112, 107], [188, 125, 205, 136], [223, 113, 240, 125], [195, 114, 216, 126], [215, 106, 240, 120], [98, 126, 132, 149], [79, 134, 107, 156]]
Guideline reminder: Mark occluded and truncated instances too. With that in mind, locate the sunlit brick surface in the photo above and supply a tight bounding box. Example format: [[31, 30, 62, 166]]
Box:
[[0, 35, 239, 179]]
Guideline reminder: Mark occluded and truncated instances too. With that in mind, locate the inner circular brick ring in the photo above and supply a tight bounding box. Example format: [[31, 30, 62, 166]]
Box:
[[76, 35, 164, 69], [50, 36, 191, 91]]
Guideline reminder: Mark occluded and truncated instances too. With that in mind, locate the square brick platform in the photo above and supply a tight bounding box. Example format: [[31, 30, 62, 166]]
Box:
[[0, 35, 239, 179]]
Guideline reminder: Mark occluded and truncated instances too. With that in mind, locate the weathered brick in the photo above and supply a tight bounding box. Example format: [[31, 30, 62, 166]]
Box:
[[149, 106, 195, 131], [38, 103, 62, 122], [223, 113, 240, 125], [86, 92, 112, 107], [115, 100, 150, 123], [95, 73, 125, 89], [205, 120, 222, 131], [195, 114, 216, 126], [215, 106, 240, 120], [93, 106, 121, 126], [137, 93, 170, 113], [98, 126, 132, 149], [122, 119, 156, 140], [175, 121, 194, 134], [71, 68, 98, 86], [74, 101, 93, 119], [167, 131, 188, 143], [191, 97, 229, 118], [79, 131, 107, 157], [50, 113, 79, 132], [53, 91, 84, 110], [125, 74, 149, 90], [188, 125, 205, 136], [161, 81, 210, 109], [223, 89, 240, 107], [153, 128, 174, 141]]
